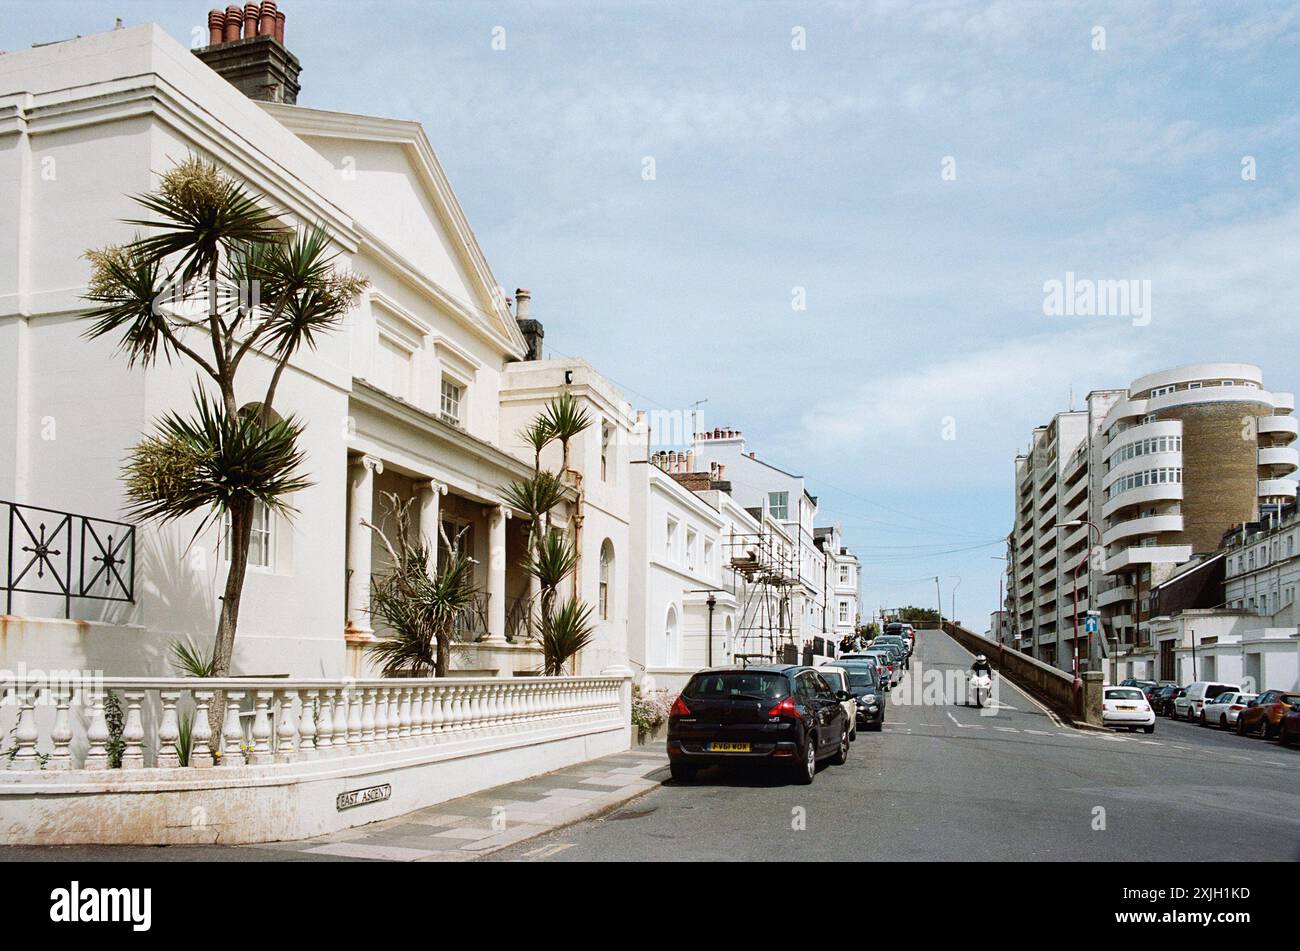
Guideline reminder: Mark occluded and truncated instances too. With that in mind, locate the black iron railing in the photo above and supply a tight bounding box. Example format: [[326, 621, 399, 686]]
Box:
[[3, 500, 135, 619]]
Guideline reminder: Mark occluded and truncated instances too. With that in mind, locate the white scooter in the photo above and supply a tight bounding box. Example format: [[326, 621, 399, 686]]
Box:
[[967, 672, 992, 709]]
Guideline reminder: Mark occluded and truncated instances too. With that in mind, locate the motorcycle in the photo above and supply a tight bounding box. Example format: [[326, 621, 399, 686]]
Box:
[[967, 672, 992, 709]]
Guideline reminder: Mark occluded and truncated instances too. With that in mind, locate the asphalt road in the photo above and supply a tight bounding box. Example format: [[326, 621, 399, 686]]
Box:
[[488, 629, 1300, 861]]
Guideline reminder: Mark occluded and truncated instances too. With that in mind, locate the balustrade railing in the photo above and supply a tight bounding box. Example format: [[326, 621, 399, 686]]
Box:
[[0, 675, 625, 773]]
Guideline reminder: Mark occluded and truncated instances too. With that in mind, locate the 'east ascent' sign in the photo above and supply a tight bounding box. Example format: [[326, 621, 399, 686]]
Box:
[[336, 783, 392, 812]]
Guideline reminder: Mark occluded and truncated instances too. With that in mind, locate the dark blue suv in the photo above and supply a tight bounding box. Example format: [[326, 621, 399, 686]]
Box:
[[667, 665, 852, 785]]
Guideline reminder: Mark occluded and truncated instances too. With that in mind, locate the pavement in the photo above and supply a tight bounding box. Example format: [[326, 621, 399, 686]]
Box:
[[485, 628, 1300, 862], [0, 749, 669, 862]]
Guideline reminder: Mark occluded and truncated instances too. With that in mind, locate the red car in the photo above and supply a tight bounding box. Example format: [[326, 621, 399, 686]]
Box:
[[1279, 705, 1300, 747], [1235, 689, 1300, 739]]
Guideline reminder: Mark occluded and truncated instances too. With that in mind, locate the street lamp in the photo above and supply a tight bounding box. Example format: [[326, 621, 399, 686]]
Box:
[[990, 555, 1007, 645], [950, 575, 961, 626], [1058, 518, 1102, 710]]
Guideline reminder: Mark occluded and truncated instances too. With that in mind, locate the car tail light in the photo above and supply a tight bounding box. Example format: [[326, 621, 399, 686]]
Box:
[[767, 696, 801, 720], [1230, 705, 1244, 711], [670, 696, 691, 717]]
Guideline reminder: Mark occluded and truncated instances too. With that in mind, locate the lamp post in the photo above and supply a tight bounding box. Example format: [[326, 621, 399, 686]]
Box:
[[934, 576, 943, 630], [1058, 518, 1102, 713], [990, 555, 1007, 645], [950, 575, 961, 627]]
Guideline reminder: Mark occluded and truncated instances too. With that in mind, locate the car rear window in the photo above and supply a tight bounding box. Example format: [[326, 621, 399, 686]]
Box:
[[683, 672, 790, 701], [846, 669, 878, 689], [1107, 688, 1145, 701], [820, 671, 846, 692], [1282, 694, 1300, 706]]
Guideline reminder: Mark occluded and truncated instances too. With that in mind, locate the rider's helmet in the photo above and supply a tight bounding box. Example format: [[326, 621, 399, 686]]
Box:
[[974, 654, 987, 663]]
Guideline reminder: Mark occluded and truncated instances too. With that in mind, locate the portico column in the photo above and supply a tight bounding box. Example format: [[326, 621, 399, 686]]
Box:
[[415, 479, 447, 572], [345, 454, 384, 644], [484, 505, 510, 644]]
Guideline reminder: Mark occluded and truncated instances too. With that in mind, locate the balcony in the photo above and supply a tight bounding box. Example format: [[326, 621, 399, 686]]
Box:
[[1097, 584, 1135, 608], [1258, 478, 1298, 500], [1258, 445, 1299, 477], [1102, 513, 1184, 547], [1257, 414, 1298, 444], [1103, 544, 1193, 573], [1102, 482, 1183, 520], [1102, 418, 1182, 459]]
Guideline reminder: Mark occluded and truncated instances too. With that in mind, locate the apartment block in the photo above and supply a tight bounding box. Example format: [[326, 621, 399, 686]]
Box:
[[1007, 363, 1297, 676]]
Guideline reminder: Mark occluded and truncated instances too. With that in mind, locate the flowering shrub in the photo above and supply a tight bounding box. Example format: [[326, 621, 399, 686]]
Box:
[[631, 686, 675, 732]]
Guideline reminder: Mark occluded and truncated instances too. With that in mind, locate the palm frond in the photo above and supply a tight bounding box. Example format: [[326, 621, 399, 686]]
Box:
[[542, 391, 593, 444], [124, 156, 288, 282], [168, 637, 217, 677], [81, 243, 175, 366], [541, 597, 596, 676], [500, 471, 567, 524], [122, 389, 312, 529], [524, 531, 579, 592], [518, 418, 556, 466]]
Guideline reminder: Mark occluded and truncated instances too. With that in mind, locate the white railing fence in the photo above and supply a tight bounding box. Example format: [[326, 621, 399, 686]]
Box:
[[0, 675, 626, 772]]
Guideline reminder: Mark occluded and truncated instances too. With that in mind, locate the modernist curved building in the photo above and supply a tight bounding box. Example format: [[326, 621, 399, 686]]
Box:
[[1098, 364, 1296, 645], [1007, 363, 1295, 674]]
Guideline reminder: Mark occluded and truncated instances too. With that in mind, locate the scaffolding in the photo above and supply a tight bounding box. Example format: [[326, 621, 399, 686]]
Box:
[[724, 527, 800, 666]]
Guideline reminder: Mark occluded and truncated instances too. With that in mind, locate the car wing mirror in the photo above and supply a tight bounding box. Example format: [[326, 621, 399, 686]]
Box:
[[835, 690, 852, 701]]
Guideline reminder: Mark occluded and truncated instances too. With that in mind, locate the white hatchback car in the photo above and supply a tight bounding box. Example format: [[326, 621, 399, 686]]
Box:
[[1102, 686, 1156, 733], [1200, 691, 1258, 729], [816, 666, 859, 741]]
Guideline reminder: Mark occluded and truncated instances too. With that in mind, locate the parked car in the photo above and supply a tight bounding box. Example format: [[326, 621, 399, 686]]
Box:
[[1173, 681, 1240, 723], [874, 633, 911, 659], [1102, 686, 1156, 733], [816, 666, 859, 741], [1279, 705, 1300, 747], [1151, 685, 1185, 718], [870, 639, 909, 670], [667, 665, 852, 784], [1236, 689, 1300, 739], [839, 662, 886, 731], [1200, 691, 1257, 729], [841, 650, 897, 686], [1143, 681, 1177, 705], [1120, 678, 1156, 692]]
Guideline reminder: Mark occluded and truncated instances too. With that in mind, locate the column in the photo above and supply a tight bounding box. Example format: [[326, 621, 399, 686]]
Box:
[[345, 454, 384, 642], [415, 479, 447, 572], [484, 504, 509, 644]]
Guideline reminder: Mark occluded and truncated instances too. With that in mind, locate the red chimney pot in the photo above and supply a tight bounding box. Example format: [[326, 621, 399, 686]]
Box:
[[207, 9, 224, 45], [274, 9, 286, 43], [223, 5, 242, 42], [243, 2, 259, 38], [258, 1, 277, 37]]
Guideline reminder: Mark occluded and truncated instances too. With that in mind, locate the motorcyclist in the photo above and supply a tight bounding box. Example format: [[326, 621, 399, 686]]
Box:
[[970, 654, 992, 677]]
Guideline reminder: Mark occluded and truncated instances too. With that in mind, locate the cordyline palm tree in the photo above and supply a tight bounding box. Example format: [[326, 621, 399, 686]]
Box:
[[364, 494, 479, 677], [542, 391, 592, 474], [503, 393, 595, 675], [83, 155, 367, 678], [542, 598, 596, 676]]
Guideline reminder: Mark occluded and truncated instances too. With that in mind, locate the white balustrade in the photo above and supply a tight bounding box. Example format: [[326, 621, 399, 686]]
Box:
[[0, 674, 629, 774]]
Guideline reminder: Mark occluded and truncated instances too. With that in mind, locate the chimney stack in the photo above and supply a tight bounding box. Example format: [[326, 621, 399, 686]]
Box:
[[196, 3, 301, 104], [514, 288, 545, 361]]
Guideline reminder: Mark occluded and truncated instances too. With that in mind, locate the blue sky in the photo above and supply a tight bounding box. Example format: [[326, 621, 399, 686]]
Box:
[[9, 1, 1300, 628]]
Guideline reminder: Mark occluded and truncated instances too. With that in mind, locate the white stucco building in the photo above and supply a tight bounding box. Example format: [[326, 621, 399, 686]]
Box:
[[692, 428, 850, 656], [0, 22, 632, 679]]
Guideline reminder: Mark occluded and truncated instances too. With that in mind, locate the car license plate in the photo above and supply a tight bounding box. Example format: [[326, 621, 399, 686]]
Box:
[[1118, 705, 1134, 710], [708, 742, 750, 753]]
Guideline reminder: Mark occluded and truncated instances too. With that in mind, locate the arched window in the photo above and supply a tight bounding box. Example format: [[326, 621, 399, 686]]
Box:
[[665, 604, 678, 666], [599, 539, 614, 620]]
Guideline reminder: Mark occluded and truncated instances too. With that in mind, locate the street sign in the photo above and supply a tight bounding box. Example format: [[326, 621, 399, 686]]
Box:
[[1084, 614, 1100, 635]]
